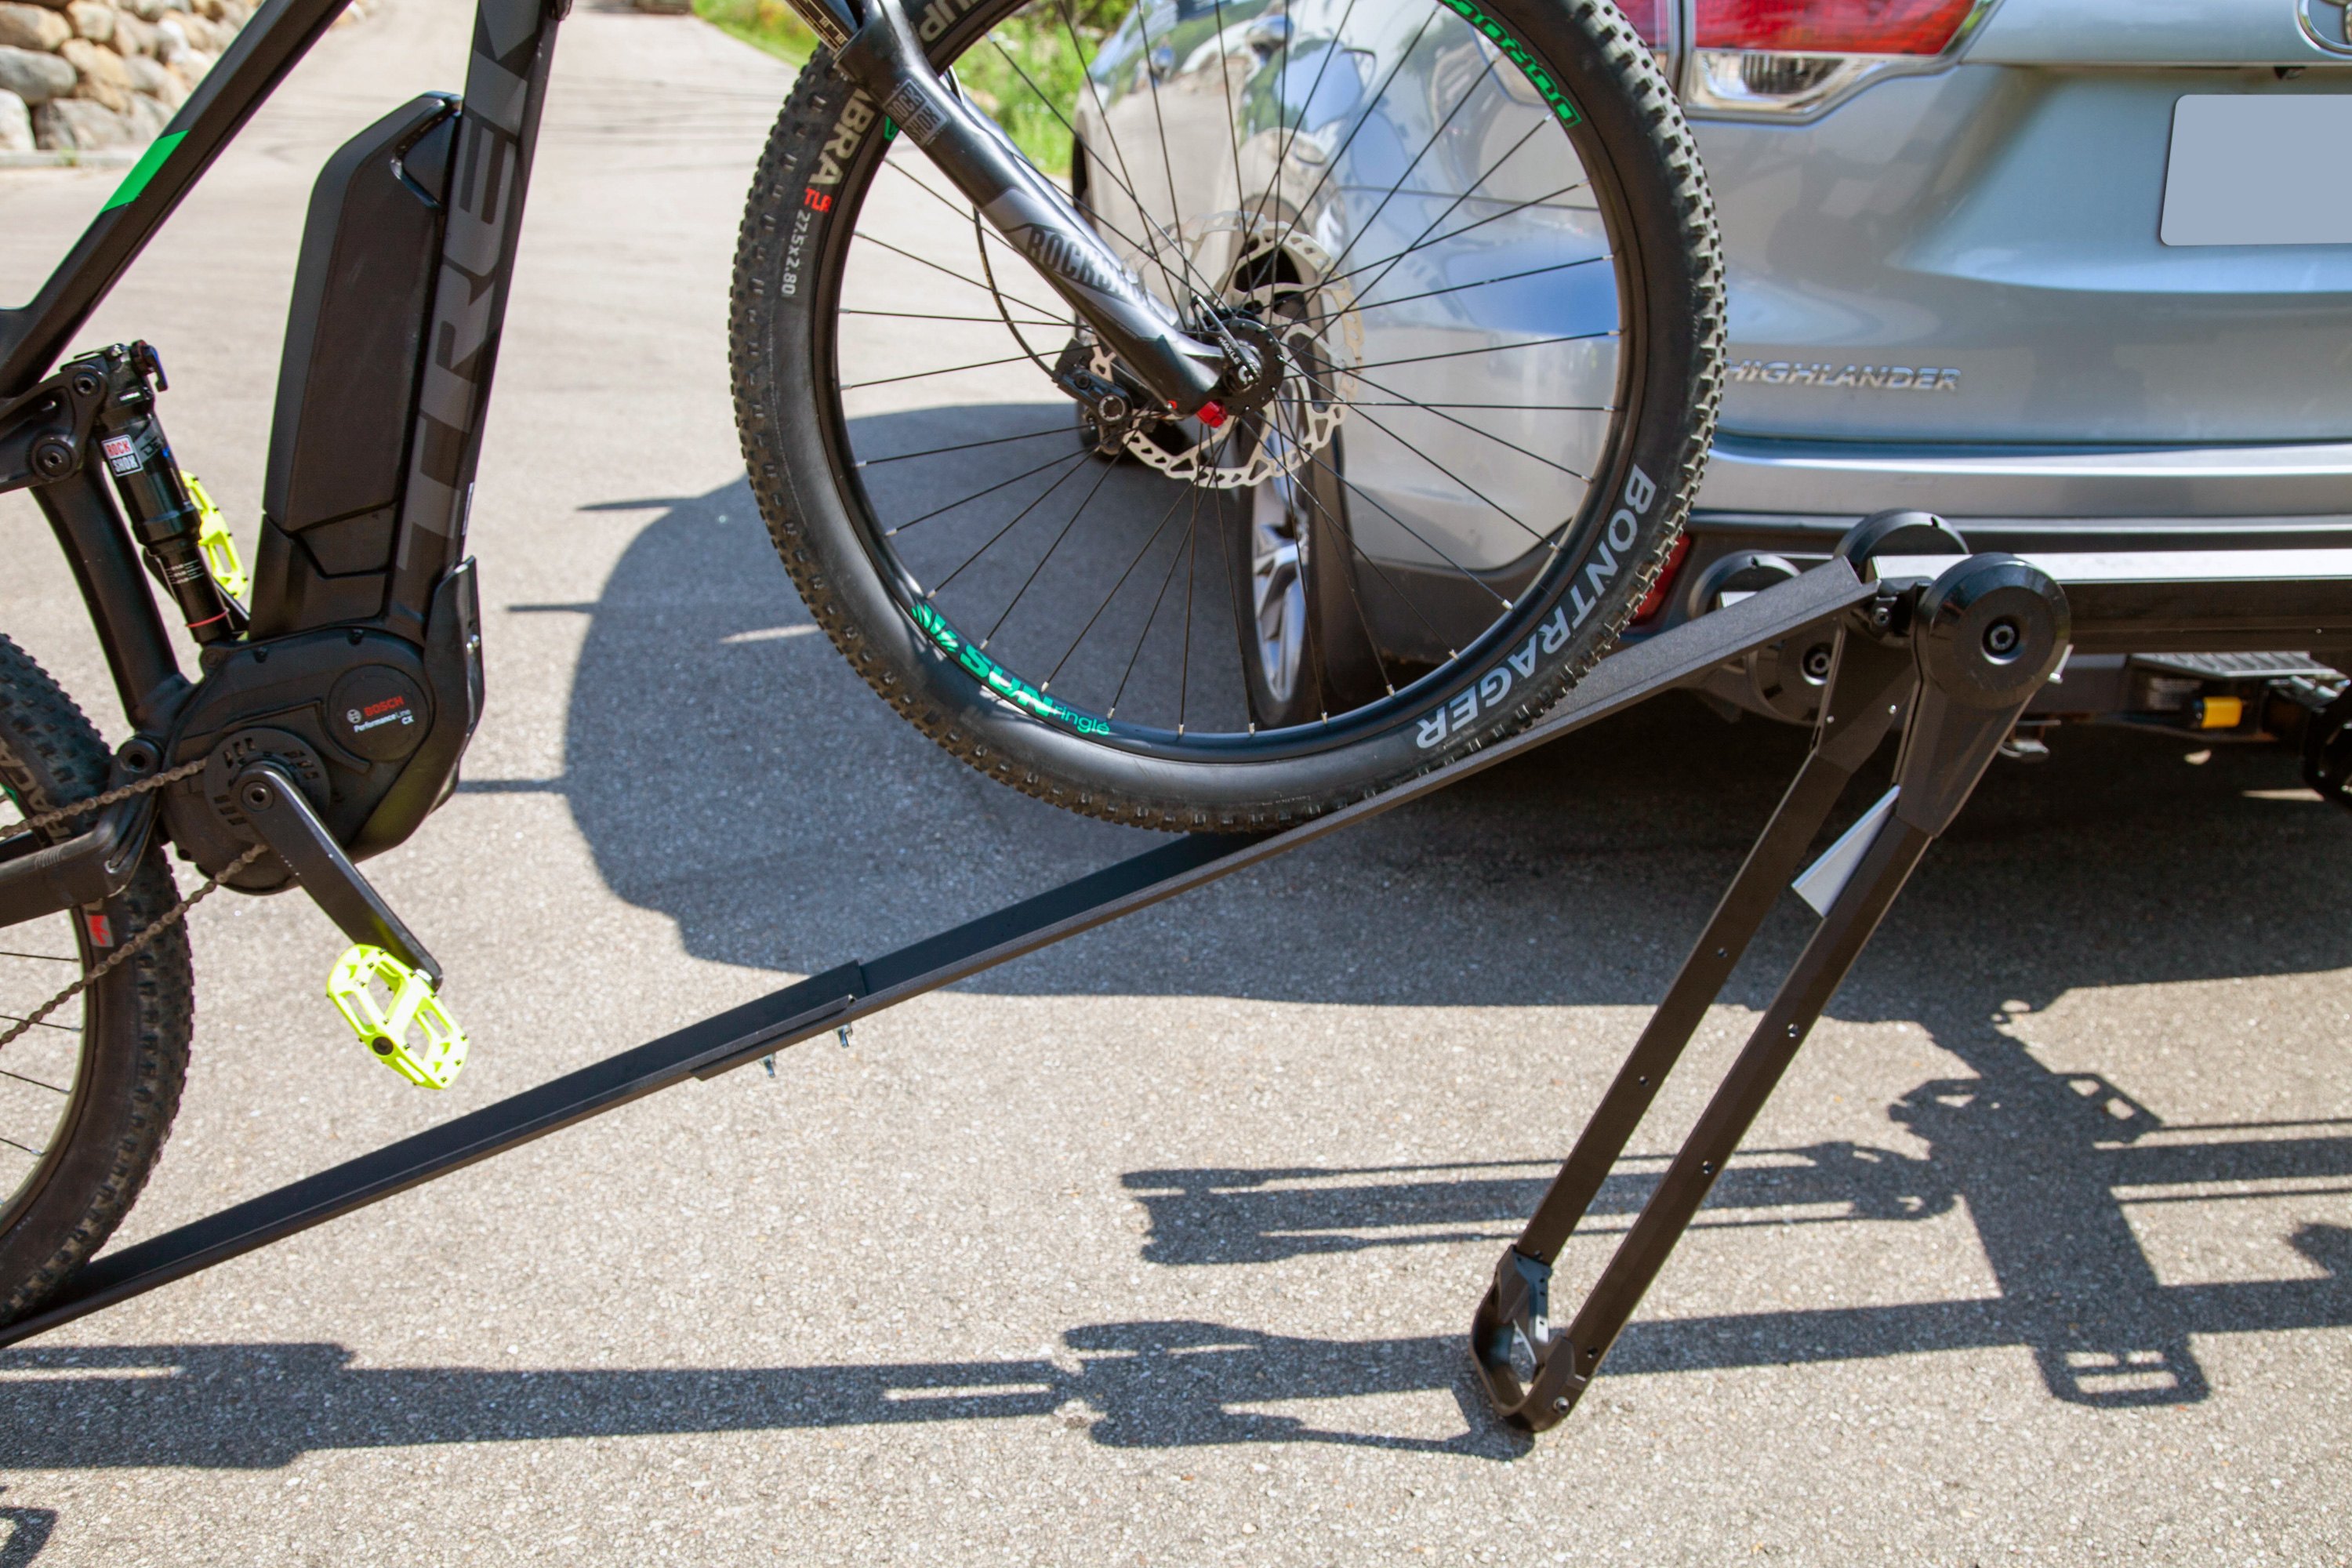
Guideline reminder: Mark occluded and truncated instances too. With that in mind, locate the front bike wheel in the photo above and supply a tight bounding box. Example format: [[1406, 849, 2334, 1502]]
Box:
[[0, 636, 194, 1326], [732, 0, 1721, 828]]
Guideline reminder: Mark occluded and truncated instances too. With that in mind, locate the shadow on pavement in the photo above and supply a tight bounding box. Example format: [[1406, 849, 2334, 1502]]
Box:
[[1129, 1093, 2352, 1408], [492, 462, 2352, 1020], [0, 1495, 53, 1568], [4, 1203, 2345, 1471], [201, 456, 2310, 1450], [1126, 1142, 1958, 1265]]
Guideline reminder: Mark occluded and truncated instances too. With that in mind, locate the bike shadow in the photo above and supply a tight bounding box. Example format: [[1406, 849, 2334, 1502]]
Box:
[[5, 1202, 2346, 1471]]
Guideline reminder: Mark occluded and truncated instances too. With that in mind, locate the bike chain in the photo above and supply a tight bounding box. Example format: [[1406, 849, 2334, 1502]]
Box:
[[1, 758, 265, 1052]]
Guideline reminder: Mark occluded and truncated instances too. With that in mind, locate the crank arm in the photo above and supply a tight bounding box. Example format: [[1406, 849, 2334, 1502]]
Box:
[[824, 0, 1230, 416], [0, 793, 157, 928], [234, 762, 441, 985]]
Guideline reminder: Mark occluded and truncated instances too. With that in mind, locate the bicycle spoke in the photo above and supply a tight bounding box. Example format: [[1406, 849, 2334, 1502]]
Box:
[[1323, 114, 1555, 304], [1297, 253, 1609, 332], [928, 452, 1101, 595], [1324, 178, 1591, 300], [1275, 422, 1457, 661], [842, 307, 1070, 328], [1056, 0, 1188, 306], [1240, 0, 1365, 249], [1182, 484, 1204, 734], [1272, 399, 1395, 697], [1338, 398, 1559, 544], [840, 352, 1040, 393], [1348, 329, 1615, 376], [856, 423, 1077, 470], [1341, 364, 1595, 479], [1270, 6, 1445, 264], [1294, 444, 1509, 614], [984, 34, 1222, 308], [1210, 456, 1259, 724], [886, 445, 1091, 536], [1131, 0, 1200, 315], [1342, 399, 1616, 412], [1237, 0, 1296, 243], [854, 230, 1070, 326], [1262, 422, 1332, 720], [1211, 0, 1247, 231], [1315, 53, 1502, 288], [0, 1065, 66, 1094], [1047, 480, 1197, 687], [1109, 485, 1201, 720], [980, 455, 1123, 647]]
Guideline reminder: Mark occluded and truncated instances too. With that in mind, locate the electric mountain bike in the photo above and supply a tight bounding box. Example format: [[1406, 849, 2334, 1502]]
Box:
[[0, 0, 1719, 1323]]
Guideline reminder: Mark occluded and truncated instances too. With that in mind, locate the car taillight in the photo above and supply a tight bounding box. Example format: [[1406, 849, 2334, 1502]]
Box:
[[1685, 0, 1985, 119], [1695, 0, 1977, 55], [1614, 0, 1667, 45]]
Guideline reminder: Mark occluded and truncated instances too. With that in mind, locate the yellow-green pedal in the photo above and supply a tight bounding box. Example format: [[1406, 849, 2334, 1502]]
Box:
[[325, 945, 470, 1089], [182, 473, 249, 601]]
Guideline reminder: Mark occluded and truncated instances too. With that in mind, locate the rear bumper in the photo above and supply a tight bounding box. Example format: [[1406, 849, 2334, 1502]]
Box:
[[1697, 434, 2352, 519]]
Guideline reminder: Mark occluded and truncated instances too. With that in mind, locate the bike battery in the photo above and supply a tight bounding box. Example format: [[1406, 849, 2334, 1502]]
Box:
[[249, 94, 459, 640]]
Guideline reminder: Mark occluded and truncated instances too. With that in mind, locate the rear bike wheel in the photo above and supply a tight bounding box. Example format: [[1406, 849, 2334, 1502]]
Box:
[[731, 0, 1721, 828], [0, 636, 194, 1326]]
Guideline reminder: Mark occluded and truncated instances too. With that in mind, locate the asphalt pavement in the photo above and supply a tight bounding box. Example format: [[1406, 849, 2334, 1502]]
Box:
[[1, 2, 2347, 1563]]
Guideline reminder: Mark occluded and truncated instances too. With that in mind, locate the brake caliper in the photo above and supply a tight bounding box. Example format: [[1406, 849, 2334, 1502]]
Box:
[[326, 945, 470, 1090]]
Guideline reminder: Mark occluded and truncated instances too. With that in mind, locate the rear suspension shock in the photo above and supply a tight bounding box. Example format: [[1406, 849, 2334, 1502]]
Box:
[[87, 342, 245, 646]]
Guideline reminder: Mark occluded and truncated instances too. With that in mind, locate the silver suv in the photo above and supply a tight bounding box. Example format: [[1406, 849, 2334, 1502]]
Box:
[[1629, 0, 2352, 731]]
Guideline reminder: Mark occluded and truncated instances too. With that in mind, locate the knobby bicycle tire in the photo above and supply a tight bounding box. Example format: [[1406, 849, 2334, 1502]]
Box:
[[0, 635, 194, 1327], [732, 0, 1722, 829]]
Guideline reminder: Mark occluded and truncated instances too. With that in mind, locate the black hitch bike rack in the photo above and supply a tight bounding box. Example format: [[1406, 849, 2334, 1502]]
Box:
[[9, 529, 2352, 1443]]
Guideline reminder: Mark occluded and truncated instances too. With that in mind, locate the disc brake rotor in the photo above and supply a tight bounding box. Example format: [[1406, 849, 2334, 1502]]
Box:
[[1096, 213, 1361, 491]]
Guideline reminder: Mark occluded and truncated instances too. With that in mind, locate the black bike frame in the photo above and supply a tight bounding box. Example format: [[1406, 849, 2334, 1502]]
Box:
[[0, 0, 561, 733]]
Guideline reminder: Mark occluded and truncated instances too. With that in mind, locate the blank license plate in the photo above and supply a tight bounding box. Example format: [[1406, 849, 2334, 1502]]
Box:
[[2161, 94, 2352, 247]]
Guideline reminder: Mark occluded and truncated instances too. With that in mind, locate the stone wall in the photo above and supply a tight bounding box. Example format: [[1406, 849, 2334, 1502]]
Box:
[[0, 0, 324, 154]]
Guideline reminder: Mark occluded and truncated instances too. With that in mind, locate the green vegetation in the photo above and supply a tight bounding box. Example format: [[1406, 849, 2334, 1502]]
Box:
[[691, 0, 1131, 174], [695, 0, 822, 68], [956, 17, 1094, 172]]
